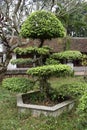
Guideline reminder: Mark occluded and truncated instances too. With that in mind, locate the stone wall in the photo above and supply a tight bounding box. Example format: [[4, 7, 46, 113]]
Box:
[[8, 36, 87, 53], [5, 69, 29, 78], [5, 37, 87, 70]]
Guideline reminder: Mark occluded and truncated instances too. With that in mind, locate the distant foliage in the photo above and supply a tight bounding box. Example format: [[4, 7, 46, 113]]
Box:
[[20, 10, 66, 39], [2, 77, 34, 93]]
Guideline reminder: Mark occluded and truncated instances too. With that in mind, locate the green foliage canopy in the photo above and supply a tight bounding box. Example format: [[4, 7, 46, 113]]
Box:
[[14, 47, 50, 55], [2, 77, 34, 93], [56, 1, 87, 37], [27, 64, 73, 77], [11, 58, 33, 65], [20, 10, 66, 40], [51, 50, 82, 60]]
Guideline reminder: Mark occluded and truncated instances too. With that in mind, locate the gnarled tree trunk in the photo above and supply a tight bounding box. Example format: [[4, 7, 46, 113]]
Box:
[[0, 67, 7, 82], [0, 51, 12, 82], [39, 76, 50, 96]]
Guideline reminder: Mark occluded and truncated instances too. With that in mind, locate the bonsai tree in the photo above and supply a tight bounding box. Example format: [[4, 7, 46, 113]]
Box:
[[12, 10, 73, 97]]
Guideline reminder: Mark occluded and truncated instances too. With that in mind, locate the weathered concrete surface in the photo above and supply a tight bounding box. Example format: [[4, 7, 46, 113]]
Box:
[[74, 67, 87, 76], [17, 91, 75, 117]]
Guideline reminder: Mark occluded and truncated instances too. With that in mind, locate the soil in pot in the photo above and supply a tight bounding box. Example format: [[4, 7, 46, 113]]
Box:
[[22, 91, 70, 107]]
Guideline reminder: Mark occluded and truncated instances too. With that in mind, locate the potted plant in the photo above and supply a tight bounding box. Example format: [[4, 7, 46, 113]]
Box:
[[13, 10, 74, 116]]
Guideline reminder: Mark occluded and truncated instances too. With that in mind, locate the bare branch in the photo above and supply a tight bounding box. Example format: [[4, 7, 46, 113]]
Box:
[[14, 0, 22, 15], [12, 0, 22, 33], [20, 0, 25, 12]]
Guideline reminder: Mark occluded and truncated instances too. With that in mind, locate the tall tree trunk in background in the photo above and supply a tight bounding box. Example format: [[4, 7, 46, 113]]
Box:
[[0, 50, 12, 82], [0, 67, 7, 82], [0, 0, 23, 82]]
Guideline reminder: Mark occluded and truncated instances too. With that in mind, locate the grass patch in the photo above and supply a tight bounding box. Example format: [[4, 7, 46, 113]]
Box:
[[0, 76, 87, 130], [50, 76, 85, 89]]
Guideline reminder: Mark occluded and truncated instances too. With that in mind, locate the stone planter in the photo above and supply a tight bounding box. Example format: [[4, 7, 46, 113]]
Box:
[[17, 90, 75, 117]]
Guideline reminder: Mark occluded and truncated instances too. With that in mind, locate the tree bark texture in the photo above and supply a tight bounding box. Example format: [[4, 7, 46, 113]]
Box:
[[0, 51, 12, 82]]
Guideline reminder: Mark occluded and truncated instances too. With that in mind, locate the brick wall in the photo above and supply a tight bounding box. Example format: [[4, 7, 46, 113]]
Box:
[[7, 36, 87, 53], [15, 37, 87, 53]]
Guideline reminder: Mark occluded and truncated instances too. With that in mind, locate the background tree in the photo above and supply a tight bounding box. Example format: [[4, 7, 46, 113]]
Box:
[[0, 0, 24, 81], [0, 0, 43, 81], [35, 0, 87, 36], [54, 0, 87, 36]]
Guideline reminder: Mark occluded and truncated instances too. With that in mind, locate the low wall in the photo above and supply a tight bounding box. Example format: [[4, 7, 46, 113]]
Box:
[[5, 68, 29, 78], [5, 67, 87, 78]]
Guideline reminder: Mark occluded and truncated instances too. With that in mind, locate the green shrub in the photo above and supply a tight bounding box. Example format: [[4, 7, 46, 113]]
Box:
[[77, 91, 87, 125], [50, 81, 87, 125], [2, 77, 34, 93], [51, 82, 87, 99]]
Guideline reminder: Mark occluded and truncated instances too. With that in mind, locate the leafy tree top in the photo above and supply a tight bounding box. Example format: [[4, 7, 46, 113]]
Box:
[[51, 50, 82, 60], [20, 10, 66, 40]]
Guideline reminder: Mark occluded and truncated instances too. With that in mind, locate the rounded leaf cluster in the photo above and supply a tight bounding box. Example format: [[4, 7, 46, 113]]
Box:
[[2, 77, 34, 93], [20, 10, 66, 39], [27, 64, 73, 77], [14, 47, 50, 55], [51, 50, 82, 60], [11, 58, 32, 65]]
